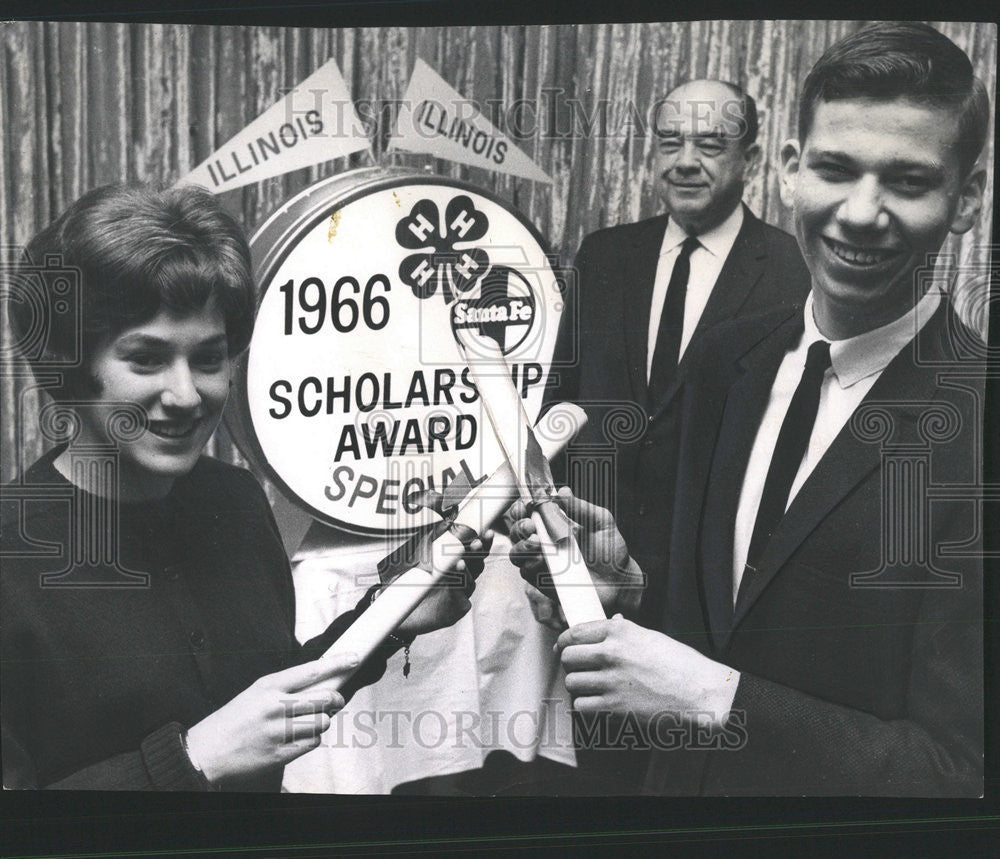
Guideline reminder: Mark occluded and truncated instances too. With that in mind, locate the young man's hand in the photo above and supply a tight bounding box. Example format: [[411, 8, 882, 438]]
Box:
[[556, 615, 739, 727], [507, 487, 644, 617]]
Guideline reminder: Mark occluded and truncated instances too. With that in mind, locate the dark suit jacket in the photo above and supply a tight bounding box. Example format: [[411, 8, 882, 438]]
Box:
[[547, 205, 809, 624], [642, 302, 984, 796]]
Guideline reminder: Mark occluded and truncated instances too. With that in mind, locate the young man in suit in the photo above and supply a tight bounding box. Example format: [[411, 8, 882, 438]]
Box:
[[547, 80, 809, 630], [514, 22, 988, 795]]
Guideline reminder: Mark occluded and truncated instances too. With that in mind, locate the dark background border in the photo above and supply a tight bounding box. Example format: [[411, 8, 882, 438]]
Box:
[[1, 0, 997, 856]]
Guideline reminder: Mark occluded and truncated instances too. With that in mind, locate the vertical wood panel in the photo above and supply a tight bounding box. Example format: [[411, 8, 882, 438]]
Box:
[[59, 24, 88, 206], [0, 26, 14, 480], [1, 20, 995, 479], [86, 23, 127, 185]]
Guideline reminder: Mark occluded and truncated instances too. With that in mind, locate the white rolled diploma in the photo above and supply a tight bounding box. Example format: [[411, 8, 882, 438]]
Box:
[[529, 509, 607, 627], [315, 402, 595, 686]]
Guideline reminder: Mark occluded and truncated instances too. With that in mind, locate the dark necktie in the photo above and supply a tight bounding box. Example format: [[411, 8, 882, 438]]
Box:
[[648, 235, 700, 403], [743, 340, 832, 579]]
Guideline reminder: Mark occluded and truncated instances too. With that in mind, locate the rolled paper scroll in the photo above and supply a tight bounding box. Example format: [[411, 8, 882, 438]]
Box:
[[520, 419, 606, 628], [459, 339, 607, 629], [314, 402, 587, 688], [529, 505, 607, 628]]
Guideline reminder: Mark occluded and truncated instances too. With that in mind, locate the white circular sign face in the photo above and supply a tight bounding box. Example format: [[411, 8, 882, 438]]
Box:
[[242, 175, 562, 534]]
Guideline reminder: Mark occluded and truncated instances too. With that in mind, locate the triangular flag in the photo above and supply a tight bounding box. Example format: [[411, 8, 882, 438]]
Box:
[[389, 59, 552, 184], [176, 58, 371, 193]]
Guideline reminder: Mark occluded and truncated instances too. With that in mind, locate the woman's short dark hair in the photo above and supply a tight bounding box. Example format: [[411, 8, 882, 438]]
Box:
[[798, 22, 990, 177], [7, 184, 255, 397]]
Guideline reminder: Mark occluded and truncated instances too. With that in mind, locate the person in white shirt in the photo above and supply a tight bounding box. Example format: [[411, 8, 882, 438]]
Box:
[[542, 78, 810, 792], [547, 79, 810, 616], [513, 21, 989, 795]]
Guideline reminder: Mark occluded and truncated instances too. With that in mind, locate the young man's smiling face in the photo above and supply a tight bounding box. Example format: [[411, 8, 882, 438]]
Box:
[[780, 96, 985, 339]]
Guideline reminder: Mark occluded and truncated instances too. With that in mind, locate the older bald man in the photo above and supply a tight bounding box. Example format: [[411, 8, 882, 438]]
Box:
[[544, 79, 808, 792]]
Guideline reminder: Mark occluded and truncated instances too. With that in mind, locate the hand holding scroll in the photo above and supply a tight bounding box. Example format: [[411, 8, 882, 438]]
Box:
[[555, 616, 738, 726], [313, 403, 587, 688], [184, 651, 361, 788], [508, 487, 644, 619], [392, 529, 494, 638]]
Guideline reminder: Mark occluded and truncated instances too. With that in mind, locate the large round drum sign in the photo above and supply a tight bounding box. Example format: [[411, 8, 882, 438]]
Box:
[[228, 168, 563, 535]]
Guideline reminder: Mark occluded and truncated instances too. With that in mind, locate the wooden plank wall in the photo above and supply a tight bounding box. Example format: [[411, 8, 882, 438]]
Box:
[[1, 20, 995, 479]]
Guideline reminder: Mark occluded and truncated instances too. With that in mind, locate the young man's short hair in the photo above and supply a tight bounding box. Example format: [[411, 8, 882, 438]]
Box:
[[798, 21, 990, 177], [6, 184, 255, 398]]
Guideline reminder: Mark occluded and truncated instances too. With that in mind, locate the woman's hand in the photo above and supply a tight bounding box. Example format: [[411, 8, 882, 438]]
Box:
[[184, 651, 359, 787], [395, 530, 495, 637]]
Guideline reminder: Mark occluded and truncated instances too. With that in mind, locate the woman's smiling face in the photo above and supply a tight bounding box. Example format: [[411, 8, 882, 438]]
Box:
[[76, 301, 232, 499]]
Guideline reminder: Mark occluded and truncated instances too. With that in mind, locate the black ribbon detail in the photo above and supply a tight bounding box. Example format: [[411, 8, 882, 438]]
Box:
[[376, 474, 480, 584]]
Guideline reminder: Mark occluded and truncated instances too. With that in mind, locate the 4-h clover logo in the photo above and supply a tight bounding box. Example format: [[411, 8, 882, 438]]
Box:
[[395, 193, 539, 356], [395, 195, 491, 302]]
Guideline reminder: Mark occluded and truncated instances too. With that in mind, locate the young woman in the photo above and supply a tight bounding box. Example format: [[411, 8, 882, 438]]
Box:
[[1, 184, 489, 791]]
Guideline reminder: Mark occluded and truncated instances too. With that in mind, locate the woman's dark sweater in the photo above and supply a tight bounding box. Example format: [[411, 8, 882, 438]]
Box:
[[1, 448, 393, 791]]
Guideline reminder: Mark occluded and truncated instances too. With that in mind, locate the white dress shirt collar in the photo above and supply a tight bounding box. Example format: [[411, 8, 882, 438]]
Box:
[[733, 285, 941, 599], [646, 203, 747, 380], [804, 287, 942, 389], [660, 202, 745, 258]]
